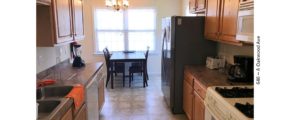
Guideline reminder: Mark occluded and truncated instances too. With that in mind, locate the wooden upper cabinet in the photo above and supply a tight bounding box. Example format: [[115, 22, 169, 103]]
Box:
[[189, 0, 197, 13], [189, 0, 206, 13], [37, 0, 51, 5], [205, 0, 241, 45], [37, 0, 84, 47], [196, 0, 206, 11], [53, 0, 74, 44], [219, 0, 239, 43], [204, 0, 220, 40], [72, 0, 85, 41]]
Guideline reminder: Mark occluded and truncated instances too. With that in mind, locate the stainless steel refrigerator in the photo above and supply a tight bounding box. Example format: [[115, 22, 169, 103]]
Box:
[[161, 16, 217, 114]]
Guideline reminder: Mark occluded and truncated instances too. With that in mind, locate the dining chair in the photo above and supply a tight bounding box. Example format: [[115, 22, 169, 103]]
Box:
[[128, 48, 149, 87], [103, 48, 126, 87]]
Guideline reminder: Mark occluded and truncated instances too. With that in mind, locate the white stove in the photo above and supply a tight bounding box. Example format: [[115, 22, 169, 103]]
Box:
[[204, 85, 254, 120]]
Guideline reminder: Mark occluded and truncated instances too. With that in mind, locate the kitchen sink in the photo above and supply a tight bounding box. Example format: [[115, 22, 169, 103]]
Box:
[[37, 85, 73, 99], [36, 85, 74, 119], [37, 98, 73, 120], [38, 100, 61, 113]]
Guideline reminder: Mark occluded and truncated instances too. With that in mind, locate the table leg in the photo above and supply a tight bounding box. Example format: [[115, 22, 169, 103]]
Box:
[[110, 61, 114, 89], [143, 60, 146, 87]]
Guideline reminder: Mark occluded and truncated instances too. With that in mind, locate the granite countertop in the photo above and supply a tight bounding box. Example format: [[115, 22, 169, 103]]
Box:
[[37, 60, 104, 87], [37, 60, 104, 119], [185, 65, 253, 88]]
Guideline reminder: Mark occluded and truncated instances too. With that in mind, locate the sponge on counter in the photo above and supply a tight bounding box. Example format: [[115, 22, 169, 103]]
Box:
[[37, 79, 56, 88]]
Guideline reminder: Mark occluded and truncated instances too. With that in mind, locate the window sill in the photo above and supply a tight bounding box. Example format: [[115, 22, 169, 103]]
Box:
[[93, 51, 161, 56]]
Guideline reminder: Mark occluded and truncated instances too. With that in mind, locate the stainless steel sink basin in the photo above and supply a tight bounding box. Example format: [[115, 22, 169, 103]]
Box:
[[37, 86, 73, 100], [37, 98, 73, 120], [38, 100, 61, 113], [36, 85, 74, 119]]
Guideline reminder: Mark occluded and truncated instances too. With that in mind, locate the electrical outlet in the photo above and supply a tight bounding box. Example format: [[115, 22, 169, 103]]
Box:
[[60, 47, 63, 56], [38, 55, 43, 65], [64, 48, 67, 55]]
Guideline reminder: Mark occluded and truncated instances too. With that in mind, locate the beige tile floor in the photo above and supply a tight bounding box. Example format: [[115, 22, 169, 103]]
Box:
[[99, 74, 187, 120]]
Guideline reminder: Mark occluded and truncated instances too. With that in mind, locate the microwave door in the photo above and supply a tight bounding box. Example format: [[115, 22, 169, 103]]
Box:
[[236, 10, 254, 42]]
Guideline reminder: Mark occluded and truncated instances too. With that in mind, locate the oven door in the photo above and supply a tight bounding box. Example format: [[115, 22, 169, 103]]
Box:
[[205, 107, 217, 120], [236, 9, 254, 43]]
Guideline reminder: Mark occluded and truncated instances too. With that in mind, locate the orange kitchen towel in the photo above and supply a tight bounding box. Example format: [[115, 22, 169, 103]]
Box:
[[37, 79, 56, 88], [65, 84, 84, 110]]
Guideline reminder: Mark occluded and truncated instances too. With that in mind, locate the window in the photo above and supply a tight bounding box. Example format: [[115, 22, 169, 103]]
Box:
[[94, 9, 156, 52]]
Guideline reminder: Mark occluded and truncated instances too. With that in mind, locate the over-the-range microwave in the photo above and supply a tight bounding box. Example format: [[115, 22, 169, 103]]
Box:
[[236, 0, 254, 43]]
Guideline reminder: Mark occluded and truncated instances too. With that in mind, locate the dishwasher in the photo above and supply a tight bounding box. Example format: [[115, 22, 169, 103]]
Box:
[[86, 65, 106, 120]]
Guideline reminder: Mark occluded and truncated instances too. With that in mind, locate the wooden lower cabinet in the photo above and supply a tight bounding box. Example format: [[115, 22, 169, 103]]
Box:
[[193, 91, 205, 120], [74, 103, 87, 120], [61, 108, 73, 120], [183, 67, 207, 120], [98, 77, 105, 111], [183, 80, 193, 120]]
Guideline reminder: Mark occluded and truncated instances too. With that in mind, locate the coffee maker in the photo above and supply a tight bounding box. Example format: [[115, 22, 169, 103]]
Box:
[[228, 55, 253, 82], [70, 42, 85, 68]]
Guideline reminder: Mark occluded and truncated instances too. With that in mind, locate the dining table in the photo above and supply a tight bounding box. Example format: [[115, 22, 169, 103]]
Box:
[[109, 51, 147, 89]]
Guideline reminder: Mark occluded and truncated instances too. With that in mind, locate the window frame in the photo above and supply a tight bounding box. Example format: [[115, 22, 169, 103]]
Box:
[[93, 8, 157, 54]]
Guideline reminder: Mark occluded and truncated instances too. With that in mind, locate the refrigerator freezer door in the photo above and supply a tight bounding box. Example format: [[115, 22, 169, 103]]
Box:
[[161, 17, 171, 107]]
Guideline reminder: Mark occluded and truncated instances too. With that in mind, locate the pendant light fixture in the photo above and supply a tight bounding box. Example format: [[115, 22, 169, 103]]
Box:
[[105, 0, 129, 11]]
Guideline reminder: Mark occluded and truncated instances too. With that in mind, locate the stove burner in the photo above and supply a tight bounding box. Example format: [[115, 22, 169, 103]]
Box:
[[235, 102, 254, 118], [215, 87, 253, 98]]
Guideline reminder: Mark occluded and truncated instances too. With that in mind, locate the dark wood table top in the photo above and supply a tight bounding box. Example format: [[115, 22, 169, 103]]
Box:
[[110, 52, 146, 62]]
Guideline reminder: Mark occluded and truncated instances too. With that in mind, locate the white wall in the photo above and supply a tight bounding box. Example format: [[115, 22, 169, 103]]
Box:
[[218, 43, 253, 64], [80, 0, 183, 75], [36, 45, 70, 73]]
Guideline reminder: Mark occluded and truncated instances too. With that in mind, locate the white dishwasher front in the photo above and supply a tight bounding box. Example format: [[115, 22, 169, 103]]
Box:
[[86, 66, 104, 120]]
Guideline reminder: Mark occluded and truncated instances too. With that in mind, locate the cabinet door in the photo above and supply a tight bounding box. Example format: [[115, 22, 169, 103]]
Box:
[[72, 0, 85, 41], [204, 0, 221, 40], [98, 78, 105, 111], [196, 0, 206, 12], [74, 104, 87, 120], [194, 91, 205, 120], [189, 0, 197, 13], [219, 0, 240, 43], [37, 0, 51, 5], [61, 108, 73, 120], [53, 0, 73, 43], [183, 81, 193, 120]]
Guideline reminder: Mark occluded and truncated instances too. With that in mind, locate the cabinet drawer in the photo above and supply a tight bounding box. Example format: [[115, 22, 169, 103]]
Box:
[[194, 79, 206, 99], [184, 69, 194, 86]]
